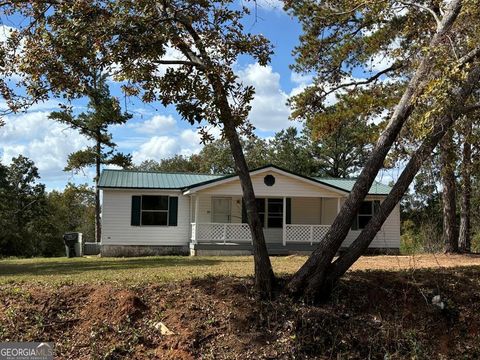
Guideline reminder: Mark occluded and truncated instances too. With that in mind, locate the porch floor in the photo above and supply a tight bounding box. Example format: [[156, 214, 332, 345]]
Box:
[[190, 242, 317, 256]]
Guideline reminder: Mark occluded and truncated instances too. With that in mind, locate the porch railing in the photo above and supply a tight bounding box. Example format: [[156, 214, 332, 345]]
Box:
[[191, 223, 252, 244], [285, 224, 330, 245], [191, 223, 331, 245]]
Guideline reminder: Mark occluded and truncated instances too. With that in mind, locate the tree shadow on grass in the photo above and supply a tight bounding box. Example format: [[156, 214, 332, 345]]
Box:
[[0, 256, 250, 277]]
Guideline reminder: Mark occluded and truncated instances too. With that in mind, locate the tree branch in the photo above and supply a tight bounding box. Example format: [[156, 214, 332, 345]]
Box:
[[155, 59, 202, 67], [398, 1, 442, 28], [461, 103, 480, 114], [321, 62, 403, 99], [457, 46, 480, 67]]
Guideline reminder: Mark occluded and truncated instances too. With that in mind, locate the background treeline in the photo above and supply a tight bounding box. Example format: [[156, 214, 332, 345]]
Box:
[[400, 120, 480, 254], [1, 122, 479, 257], [0, 156, 95, 257], [134, 126, 373, 178]]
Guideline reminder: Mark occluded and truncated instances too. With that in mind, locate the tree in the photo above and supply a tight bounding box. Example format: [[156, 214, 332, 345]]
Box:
[[285, 0, 480, 299], [49, 75, 132, 243], [0, 156, 50, 257], [324, 66, 480, 292], [198, 137, 269, 174], [268, 127, 314, 176], [0, 1, 275, 296], [48, 183, 96, 244], [135, 155, 203, 173], [459, 120, 473, 252], [440, 130, 459, 253]]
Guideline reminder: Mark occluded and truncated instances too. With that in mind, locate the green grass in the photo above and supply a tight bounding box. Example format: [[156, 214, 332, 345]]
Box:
[[0, 256, 308, 285]]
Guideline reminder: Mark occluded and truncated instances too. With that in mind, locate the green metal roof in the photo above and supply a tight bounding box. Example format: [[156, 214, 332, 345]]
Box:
[[314, 178, 392, 195], [99, 166, 392, 195], [98, 169, 223, 189]]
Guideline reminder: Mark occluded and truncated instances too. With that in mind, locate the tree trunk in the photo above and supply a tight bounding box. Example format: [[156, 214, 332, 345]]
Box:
[[459, 123, 472, 252], [440, 130, 458, 253], [162, 6, 276, 297], [206, 74, 275, 298], [95, 137, 101, 243], [223, 119, 276, 296], [322, 66, 480, 292], [287, 0, 464, 301]]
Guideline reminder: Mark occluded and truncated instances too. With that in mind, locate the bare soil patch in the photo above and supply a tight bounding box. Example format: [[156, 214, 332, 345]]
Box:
[[1, 263, 480, 359], [350, 253, 480, 271]]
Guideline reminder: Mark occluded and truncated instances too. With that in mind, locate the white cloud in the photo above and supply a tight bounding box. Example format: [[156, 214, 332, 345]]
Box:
[[237, 63, 297, 132], [0, 111, 90, 182], [129, 114, 177, 134], [290, 71, 313, 98], [132, 129, 202, 163]]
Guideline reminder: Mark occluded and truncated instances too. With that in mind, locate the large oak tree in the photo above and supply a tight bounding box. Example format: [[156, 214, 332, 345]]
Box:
[[0, 0, 275, 296]]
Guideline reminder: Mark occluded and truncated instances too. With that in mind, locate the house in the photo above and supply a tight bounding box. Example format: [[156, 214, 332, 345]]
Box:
[[98, 165, 400, 257]]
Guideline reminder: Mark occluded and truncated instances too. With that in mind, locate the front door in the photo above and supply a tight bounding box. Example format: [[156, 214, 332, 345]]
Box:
[[212, 197, 231, 223]]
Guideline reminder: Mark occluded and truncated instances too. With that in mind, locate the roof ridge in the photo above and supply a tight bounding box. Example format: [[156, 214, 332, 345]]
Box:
[[102, 169, 226, 176]]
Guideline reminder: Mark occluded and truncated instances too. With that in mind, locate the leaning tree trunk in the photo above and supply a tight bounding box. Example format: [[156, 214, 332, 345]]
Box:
[[164, 7, 276, 297], [322, 66, 480, 292], [95, 137, 102, 243], [440, 130, 459, 253], [459, 123, 472, 252], [287, 0, 464, 301], [207, 74, 275, 298]]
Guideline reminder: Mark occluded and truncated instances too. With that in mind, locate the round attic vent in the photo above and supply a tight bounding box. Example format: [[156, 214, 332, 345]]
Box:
[[264, 174, 275, 186]]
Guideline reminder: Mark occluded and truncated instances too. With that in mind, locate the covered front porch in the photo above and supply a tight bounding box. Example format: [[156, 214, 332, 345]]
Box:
[[182, 166, 357, 255], [188, 194, 343, 254]]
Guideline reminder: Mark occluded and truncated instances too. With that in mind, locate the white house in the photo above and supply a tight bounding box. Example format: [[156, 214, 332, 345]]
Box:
[[98, 165, 400, 256]]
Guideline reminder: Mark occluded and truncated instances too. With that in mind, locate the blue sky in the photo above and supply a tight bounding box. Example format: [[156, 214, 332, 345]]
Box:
[[0, 0, 398, 190]]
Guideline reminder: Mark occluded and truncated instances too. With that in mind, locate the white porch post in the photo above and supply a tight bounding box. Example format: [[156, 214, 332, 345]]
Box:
[[194, 195, 200, 241], [282, 196, 287, 246], [337, 197, 341, 214]]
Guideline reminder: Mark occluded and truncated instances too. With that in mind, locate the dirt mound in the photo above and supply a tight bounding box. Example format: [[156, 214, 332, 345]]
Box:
[[1, 267, 480, 359]]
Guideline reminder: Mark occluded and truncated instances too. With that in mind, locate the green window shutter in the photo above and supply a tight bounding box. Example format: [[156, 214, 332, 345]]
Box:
[[241, 198, 247, 223], [286, 198, 291, 225], [131, 196, 141, 226], [168, 197, 178, 226]]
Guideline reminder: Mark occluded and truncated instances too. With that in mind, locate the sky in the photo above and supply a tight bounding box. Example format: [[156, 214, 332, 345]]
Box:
[[0, 0, 398, 190]]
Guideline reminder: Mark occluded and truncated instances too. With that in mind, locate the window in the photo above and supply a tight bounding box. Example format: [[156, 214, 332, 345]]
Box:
[[212, 197, 232, 223], [141, 195, 169, 226], [267, 198, 283, 228], [354, 201, 380, 230]]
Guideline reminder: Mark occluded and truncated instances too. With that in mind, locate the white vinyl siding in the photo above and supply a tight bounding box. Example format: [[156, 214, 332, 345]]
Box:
[[291, 197, 322, 225], [102, 189, 189, 246], [343, 202, 401, 249], [199, 171, 344, 198], [101, 174, 401, 249]]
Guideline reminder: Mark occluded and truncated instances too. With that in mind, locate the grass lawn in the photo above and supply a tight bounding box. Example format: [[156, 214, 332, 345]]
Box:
[[0, 255, 308, 285], [1, 253, 480, 285]]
